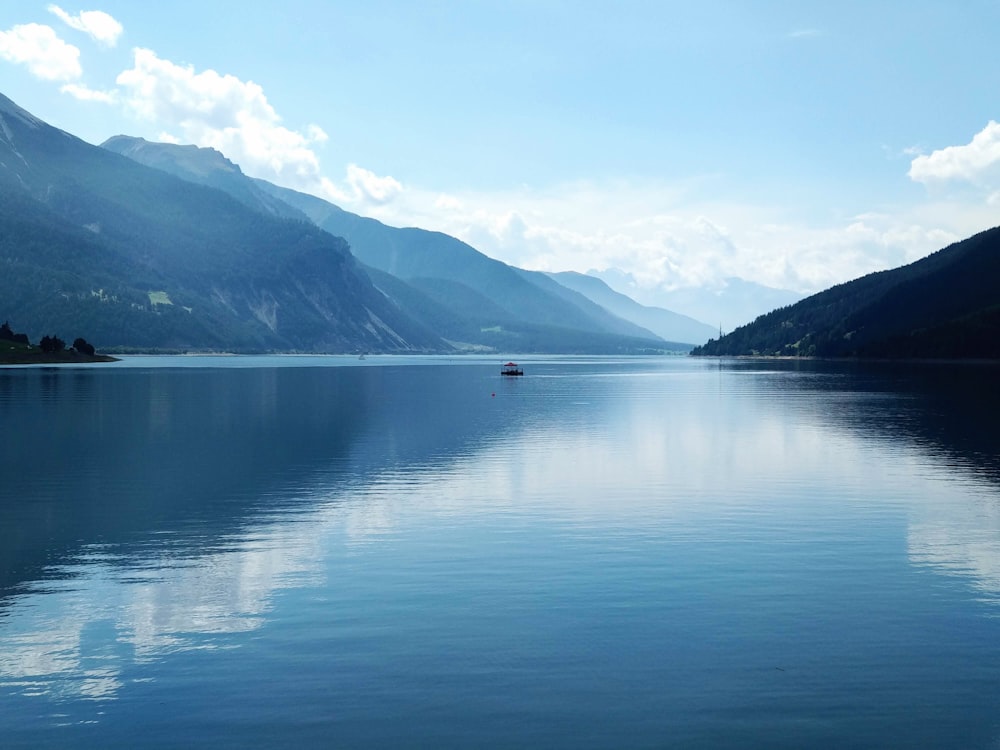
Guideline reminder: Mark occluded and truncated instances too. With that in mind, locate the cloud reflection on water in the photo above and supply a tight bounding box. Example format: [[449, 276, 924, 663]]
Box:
[[2, 358, 1000, 709]]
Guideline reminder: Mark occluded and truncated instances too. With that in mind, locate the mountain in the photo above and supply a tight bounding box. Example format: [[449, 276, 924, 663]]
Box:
[[590, 269, 803, 333], [692, 225, 1000, 358], [546, 271, 717, 345], [103, 135, 679, 353], [0, 93, 444, 352], [101, 135, 311, 223], [251, 181, 677, 351]]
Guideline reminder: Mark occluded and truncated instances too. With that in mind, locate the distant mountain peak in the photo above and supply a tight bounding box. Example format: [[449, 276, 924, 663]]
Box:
[[101, 135, 243, 177], [100, 135, 311, 222], [546, 270, 715, 345]]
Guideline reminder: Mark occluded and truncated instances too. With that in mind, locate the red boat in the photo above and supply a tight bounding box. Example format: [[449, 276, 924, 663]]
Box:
[[501, 361, 523, 376]]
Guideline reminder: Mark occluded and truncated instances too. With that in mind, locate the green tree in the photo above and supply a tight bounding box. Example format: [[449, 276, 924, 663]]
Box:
[[72, 337, 95, 356], [39, 335, 65, 353]]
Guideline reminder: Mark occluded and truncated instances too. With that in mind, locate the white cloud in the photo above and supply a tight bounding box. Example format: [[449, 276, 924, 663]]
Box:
[[0, 22, 81, 81], [354, 177, 977, 300], [112, 48, 404, 207], [306, 124, 328, 143], [61, 82, 117, 103], [909, 121, 1000, 187], [47, 5, 123, 47], [346, 164, 403, 204], [115, 48, 333, 191]]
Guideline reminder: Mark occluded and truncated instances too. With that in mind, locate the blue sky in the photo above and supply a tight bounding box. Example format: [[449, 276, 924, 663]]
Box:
[[3, 1, 1000, 303]]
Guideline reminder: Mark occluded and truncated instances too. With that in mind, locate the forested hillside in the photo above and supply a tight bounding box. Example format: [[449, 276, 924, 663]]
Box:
[[0, 93, 444, 352], [692, 226, 1000, 358]]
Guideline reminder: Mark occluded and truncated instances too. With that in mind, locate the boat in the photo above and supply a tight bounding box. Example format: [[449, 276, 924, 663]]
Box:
[[501, 361, 523, 376]]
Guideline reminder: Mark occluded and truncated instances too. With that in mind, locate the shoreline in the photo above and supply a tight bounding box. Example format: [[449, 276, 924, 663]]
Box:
[[0, 350, 119, 366]]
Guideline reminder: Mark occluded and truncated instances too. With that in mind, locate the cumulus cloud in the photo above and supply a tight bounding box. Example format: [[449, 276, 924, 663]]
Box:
[[108, 47, 404, 206], [367, 182, 756, 291], [0, 22, 81, 81], [47, 5, 123, 47], [306, 124, 328, 143], [61, 82, 117, 103], [115, 48, 333, 190], [346, 164, 403, 204], [909, 121, 1000, 187], [356, 176, 973, 304]]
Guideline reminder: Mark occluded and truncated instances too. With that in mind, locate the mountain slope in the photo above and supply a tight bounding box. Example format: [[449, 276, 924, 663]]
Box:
[[0, 93, 443, 352], [100, 135, 675, 352], [102, 135, 310, 222], [251, 181, 667, 343], [547, 270, 716, 345], [692, 225, 1000, 358], [513, 268, 666, 340]]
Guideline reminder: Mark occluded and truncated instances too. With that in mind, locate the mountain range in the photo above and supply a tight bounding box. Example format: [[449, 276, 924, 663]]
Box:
[[102, 134, 711, 352], [0, 93, 441, 352], [544, 271, 717, 344], [247, 176, 680, 351], [12, 89, 992, 360], [0, 91, 708, 354]]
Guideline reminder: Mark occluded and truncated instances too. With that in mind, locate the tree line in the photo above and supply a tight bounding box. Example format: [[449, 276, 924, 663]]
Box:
[[1, 321, 96, 355]]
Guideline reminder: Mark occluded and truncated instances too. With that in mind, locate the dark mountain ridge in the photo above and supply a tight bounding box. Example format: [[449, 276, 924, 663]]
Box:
[[103, 134, 687, 353], [0, 92, 444, 352], [692, 225, 1000, 358], [101, 135, 310, 222]]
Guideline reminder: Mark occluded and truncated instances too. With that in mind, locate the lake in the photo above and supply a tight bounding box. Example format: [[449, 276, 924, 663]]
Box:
[[2, 355, 1000, 748]]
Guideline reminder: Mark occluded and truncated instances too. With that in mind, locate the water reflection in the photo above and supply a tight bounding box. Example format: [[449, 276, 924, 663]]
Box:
[[0, 360, 547, 702], [908, 497, 1000, 608], [2, 357, 1000, 737], [0, 366, 368, 602], [718, 358, 1000, 607], [0, 506, 330, 701], [723, 358, 1000, 484]]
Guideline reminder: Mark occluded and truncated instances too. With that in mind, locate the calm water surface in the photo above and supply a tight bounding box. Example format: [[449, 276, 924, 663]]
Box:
[[2, 355, 1000, 748]]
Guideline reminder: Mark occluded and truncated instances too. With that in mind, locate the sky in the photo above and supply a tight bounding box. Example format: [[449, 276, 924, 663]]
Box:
[[2, 1, 1000, 304]]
